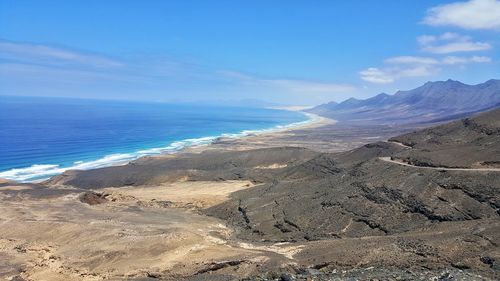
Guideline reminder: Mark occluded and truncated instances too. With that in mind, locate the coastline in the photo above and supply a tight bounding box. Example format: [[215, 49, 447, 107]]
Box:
[[0, 111, 333, 183], [181, 112, 334, 154], [182, 112, 337, 154]]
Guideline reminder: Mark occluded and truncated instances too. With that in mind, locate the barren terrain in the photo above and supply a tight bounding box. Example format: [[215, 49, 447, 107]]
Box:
[[1, 109, 499, 280]]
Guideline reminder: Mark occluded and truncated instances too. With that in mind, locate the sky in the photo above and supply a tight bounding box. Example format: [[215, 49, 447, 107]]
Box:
[[0, 0, 499, 105]]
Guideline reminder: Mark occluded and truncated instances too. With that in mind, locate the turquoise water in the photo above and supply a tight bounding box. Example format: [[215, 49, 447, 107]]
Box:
[[0, 96, 309, 182]]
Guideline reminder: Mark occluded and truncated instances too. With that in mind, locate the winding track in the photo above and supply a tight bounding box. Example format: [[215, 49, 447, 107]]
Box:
[[387, 140, 413, 149], [381, 141, 500, 172]]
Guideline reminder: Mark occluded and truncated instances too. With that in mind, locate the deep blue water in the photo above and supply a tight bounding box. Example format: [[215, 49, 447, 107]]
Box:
[[0, 96, 309, 181]]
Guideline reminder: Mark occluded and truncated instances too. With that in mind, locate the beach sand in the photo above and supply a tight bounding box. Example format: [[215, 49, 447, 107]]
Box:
[[176, 111, 420, 154], [182, 113, 337, 154]]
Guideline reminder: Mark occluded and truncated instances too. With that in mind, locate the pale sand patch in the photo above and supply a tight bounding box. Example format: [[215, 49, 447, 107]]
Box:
[[103, 180, 256, 209], [0, 180, 301, 280], [0, 178, 13, 185], [254, 163, 288, 169], [237, 242, 304, 260], [0, 185, 33, 191], [387, 140, 412, 149]]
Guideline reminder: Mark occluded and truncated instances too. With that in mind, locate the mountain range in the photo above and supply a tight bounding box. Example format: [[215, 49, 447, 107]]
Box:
[[308, 79, 500, 124]]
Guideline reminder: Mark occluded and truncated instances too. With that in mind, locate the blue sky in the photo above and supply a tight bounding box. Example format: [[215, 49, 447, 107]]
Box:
[[0, 0, 499, 105]]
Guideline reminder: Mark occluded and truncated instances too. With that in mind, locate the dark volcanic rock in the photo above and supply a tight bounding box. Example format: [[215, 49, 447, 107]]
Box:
[[78, 191, 108, 205], [390, 108, 500, 168], [245, 267, 495, 281]]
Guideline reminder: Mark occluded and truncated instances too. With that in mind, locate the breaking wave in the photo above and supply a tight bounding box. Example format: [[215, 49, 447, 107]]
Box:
[[0, 113, 319, 182]]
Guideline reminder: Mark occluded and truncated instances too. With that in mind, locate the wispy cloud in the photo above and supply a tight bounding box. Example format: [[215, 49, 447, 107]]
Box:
[[360, 1, 498, 85], [0, 39, 357, 104], [360, 54, 491, 84], [384, 56, 439, 65], [441, 55, 492, 65], [268, 79, 356, 93], [360, 56, 441, 84], [359, 68, 395, 84], [217, 70, 356, 94], [417, 33, 491, 54], [360, 65, 437, 84], [0, 40, 123, 68], [423, 0, 500, 30]]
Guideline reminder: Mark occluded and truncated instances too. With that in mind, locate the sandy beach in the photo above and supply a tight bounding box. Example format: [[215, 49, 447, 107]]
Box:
[[182, 112, 336, 154]]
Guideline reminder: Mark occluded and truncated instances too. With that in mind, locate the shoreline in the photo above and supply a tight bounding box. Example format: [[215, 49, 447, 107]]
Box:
[[1, 111, 333, 183], [180, 112, 334, 154]]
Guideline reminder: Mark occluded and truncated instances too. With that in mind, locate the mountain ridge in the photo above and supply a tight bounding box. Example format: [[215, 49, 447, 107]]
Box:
[[308, 79, 500, 124]]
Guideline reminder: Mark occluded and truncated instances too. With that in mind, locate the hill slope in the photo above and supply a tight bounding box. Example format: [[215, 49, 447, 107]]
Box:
[[308, 79, 500, 124]]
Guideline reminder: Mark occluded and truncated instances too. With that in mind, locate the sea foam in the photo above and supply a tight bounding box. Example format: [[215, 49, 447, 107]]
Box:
[[0, 113, 318, 182]]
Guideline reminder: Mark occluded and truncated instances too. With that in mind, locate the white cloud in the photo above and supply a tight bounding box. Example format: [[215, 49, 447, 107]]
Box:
[[441, 55, 492, 64], [267, 79, 356, 93], [216, 70, 255, 81], [360, 56, 440, 84], [359, 67, 396, 84], [360, 53, 491, 84], [417, 35, 437, 45], [423, 41, 491, 54], [469, 56, 493, 63], [0, 62, 128, 81], [0, 40, 123, 68], [363, 2, 497, 85], [217, 70, 356, 93], [359, 65, 437, 84], [385, 56, 439, 65], [423, 0, 500, 30], [417, 33, 491, 54]]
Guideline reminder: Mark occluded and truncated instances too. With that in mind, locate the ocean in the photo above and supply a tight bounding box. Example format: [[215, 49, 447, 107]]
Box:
[[0, 96, 310, 182]]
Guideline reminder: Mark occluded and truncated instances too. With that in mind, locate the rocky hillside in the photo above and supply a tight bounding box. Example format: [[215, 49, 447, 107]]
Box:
[[308, 79, 500, 124], [390, 108, 500, 168], [44, 109, 500, 279]]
